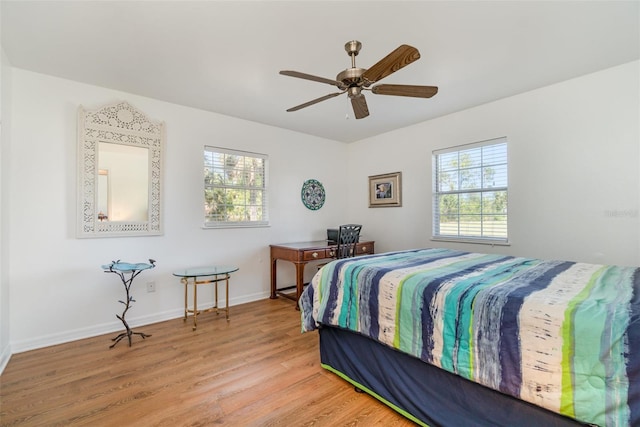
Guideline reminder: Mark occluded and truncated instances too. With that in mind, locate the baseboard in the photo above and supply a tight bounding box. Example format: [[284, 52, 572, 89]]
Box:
[[0, 342, 11, 375], [9, 308, 184, 354], [9, 291, 270, 354]]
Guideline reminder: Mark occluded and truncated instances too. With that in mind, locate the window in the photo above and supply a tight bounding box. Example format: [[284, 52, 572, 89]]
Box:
[[204, 146, 268, 227], [432, 138, 508, 243]]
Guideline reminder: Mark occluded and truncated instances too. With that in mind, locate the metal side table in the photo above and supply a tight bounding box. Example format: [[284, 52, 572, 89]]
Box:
[[172, 265, 239, 331]]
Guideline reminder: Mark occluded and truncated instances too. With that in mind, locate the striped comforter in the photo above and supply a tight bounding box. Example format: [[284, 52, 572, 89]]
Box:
[[299, 248, 640, 426]]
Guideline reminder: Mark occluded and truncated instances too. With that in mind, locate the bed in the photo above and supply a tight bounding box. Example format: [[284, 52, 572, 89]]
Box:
[[299, 248, 640, 427]]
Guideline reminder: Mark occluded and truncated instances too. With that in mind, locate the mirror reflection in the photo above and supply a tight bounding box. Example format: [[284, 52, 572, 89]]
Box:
[[97, 169, 110, 221], [98, 143, 149, 222]]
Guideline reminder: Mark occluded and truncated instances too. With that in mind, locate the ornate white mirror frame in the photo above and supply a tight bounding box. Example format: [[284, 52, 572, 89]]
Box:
[[77, 101, 164, 238]]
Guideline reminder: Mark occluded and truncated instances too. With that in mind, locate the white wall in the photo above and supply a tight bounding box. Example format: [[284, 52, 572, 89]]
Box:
[[0, 47, 13, 370], [8, 69, 348, 352], [347, 61, 640, 267]]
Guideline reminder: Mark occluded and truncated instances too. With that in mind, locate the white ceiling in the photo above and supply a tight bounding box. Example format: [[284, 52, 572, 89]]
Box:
[[2, 1, 639, 143]]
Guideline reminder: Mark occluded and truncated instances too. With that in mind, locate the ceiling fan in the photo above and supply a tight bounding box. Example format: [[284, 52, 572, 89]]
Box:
[[280, 40, 438, 119]]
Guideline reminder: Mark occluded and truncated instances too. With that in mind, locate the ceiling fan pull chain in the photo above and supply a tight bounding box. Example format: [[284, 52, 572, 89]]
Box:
[[345, 97, 350, 120]]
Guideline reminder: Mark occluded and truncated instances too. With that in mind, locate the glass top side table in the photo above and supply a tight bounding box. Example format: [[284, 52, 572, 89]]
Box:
[[102, 259, 156, 348], [172, 265, 239, 331]]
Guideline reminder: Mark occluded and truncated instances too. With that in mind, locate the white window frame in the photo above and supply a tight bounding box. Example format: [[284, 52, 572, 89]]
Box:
[[432, 137, 508, 245], [204, 146, 269, 228]]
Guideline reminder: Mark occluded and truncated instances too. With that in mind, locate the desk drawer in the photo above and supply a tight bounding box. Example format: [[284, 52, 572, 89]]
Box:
[[355, 242, 374, 255], [302, 249, 330, 261]]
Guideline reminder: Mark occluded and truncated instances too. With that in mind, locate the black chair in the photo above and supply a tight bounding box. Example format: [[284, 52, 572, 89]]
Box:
[[334, 224, 362, 259], [319, 224, 362, 270]]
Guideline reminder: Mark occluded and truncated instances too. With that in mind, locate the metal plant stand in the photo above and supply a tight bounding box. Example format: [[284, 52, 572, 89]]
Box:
[[102, 259, 156, 348]]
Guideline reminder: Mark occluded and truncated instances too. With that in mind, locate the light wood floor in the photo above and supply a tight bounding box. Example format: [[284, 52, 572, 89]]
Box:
[[0, 298, 416, 426]]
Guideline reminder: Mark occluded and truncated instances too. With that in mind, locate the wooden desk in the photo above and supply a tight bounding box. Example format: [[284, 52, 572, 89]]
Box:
[[270, 240, 375, 304]]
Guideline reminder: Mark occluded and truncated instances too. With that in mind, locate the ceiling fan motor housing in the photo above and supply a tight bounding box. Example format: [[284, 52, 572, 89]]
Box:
[[336, 68, 367, 90]]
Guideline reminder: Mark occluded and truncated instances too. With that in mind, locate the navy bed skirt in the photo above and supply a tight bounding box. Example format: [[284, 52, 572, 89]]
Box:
[[319, 326, 588, 427]]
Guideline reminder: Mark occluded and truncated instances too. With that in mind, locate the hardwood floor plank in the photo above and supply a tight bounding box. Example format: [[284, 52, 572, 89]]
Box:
[[1, 299, 416, 426]]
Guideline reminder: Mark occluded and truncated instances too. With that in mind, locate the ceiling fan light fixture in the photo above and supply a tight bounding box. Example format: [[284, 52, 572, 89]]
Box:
[[347, 86, 362, 98]]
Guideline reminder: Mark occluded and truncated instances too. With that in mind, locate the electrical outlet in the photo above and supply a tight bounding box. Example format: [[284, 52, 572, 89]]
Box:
[[146, 281, 156, 293]]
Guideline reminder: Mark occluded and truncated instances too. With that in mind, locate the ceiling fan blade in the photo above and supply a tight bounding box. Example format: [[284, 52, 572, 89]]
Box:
[[351, 95, 369, 119], [361, 45, 421, 85], [280, 70, 340, 86], [372, 84, 438, 98], [286, 91, 344, 112]]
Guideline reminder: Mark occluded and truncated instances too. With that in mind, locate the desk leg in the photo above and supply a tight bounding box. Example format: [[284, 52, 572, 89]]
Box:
[[294, 261, 307, 306], [270, 257, 277, 299]]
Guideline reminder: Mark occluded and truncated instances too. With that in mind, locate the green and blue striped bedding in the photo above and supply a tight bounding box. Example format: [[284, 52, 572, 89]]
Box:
[[299, 248, 640, 426]]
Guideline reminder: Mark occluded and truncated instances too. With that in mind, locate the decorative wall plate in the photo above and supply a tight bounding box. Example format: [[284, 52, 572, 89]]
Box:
[[301, 179, 325, 210]]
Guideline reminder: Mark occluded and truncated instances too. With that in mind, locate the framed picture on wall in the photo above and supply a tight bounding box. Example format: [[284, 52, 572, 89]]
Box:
[[369, 172, 402, 207]]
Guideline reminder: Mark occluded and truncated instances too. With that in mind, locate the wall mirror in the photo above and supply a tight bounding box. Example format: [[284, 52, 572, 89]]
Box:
[[77, 101, 164, 238]]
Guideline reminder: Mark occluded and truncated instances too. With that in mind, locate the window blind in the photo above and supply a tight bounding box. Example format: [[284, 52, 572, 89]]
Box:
[[204, 146, 269, 227], [433, 137, 508, 243]]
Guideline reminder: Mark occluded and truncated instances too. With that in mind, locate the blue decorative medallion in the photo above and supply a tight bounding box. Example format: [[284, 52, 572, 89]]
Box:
[[301, 179, 325, 210]]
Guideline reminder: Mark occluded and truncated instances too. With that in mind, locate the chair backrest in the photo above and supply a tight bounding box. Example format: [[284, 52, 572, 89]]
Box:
[[335, 224, 362, 259]]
